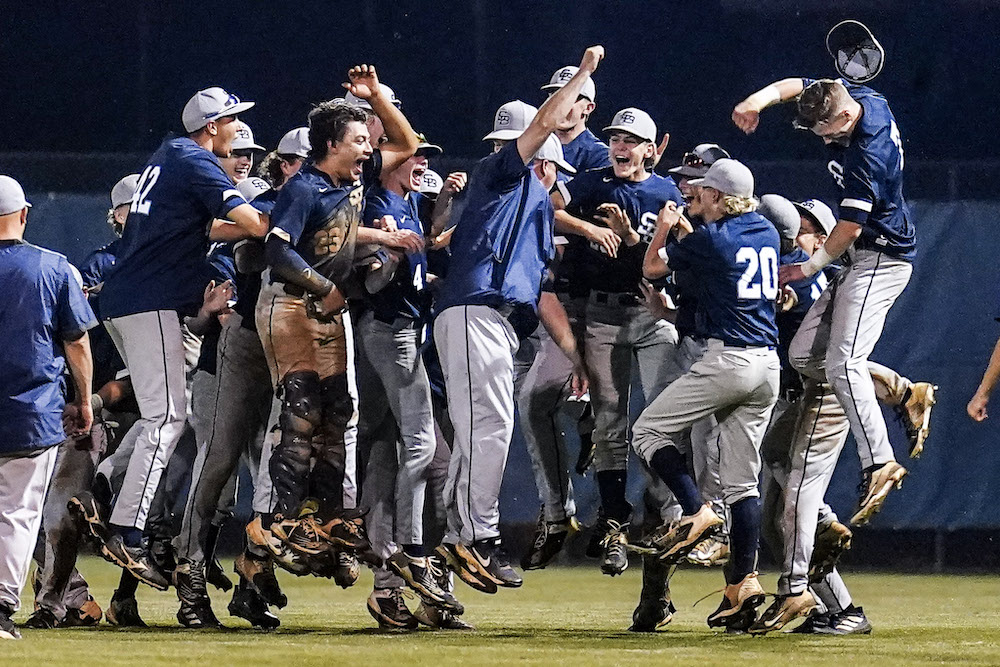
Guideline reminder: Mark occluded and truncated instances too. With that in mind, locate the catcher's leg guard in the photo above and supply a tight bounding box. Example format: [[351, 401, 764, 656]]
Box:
[[309, 373, 351, 516], [271, 371, 322, 517]]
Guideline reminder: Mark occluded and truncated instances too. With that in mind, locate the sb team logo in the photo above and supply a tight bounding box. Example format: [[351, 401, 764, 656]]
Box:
[[497, 110, 511, 126], [619, 111, 636, 125]]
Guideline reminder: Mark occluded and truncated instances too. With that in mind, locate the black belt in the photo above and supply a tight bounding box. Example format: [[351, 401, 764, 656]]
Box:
[[592, 291, 641, 307], [281, 282, 306, 297]]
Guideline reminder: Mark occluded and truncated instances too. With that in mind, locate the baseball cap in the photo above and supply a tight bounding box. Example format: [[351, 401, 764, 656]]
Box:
[[793, 198, 837, 235], [758, 194, 801, 241], [827, 20, 885, 84], [237, 177, 272, 204], [483, 101, 538, 141], [540, 65, 596, 102], [668, 143, 732, 179], [0, 175, 31, 216], [110, 174, 141, 209], [182, 87, 255, 133], [415, 132, 443, 156], [276, 127, 310, 158], [688, 158, 754, 198], [533, 134, 576, 175], [420, 169, 444, 196], [344, 84, 402, 110], [231, 122, 265, 152], [603, 108, 656, 144]]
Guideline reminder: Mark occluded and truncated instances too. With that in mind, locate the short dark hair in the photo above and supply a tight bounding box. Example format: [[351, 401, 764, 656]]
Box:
[[307, 101, 368, 161], [794, 79, 849, 130]]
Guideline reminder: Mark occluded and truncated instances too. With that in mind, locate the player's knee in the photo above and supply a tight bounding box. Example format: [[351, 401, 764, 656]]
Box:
[[319, 374, 352, 428], [280, 370, 322, 434]]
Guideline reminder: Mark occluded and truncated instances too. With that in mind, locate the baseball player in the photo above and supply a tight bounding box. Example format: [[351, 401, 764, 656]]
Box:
[[79, 174, 140, 289], [254, 66, 417, 574], [220, 122, 265, 183], [733, 76, 934, 524], [259, 127, 310, 189], [431, 45, 604, 592], [632, 158, 780, 632], [94, 86, 265, 588], [541, 65, 610, 175], [0, 175, 96, 640], [550, 106, 684, 577]]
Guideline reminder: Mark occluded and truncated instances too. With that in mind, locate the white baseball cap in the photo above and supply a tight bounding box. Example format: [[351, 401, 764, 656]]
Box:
[[688, 158, 755, 198], [110, 174, 141, 208], [541, 65, 596, 103], [794, 198, 837, 235], [533, 134, 576, 175], [344, 84, 402, 110], [231, 122, 265, 152], [0, 175, 31, 216], [420, 169, 444, 196], [603, 108, 656, 144], [237, 176, 272, 204], [483, 100, 538, 141], [758, 194, 801, 241], [182, 87, 255, 133], [277, 127, 310, 158]]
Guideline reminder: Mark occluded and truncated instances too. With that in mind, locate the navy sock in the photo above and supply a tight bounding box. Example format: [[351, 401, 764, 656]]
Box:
[[649, 447, 702, 515], [595, 470, 632, 522], [728, 497, 761, 585], [117, 569, 139, 597], [111, 524, 143, 548], [402, 544, 424, 558]]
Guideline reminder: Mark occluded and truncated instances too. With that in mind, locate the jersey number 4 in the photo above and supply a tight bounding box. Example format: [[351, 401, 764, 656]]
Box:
[[130, 165, 162, 216], [736, 247, 778, 300]]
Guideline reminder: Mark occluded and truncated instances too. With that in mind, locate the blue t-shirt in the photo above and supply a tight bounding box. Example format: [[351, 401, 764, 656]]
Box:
[[362, 184, 429, 321], [665, 212, 780, 347], [0, 241, 98, 454], [564, 167, 683, 295], [100, 136, 247, 319], [435, 141, 555, 324], [807, 79, 915, 260], [558, 128, 611, 181], [79, 240, 119, 289]]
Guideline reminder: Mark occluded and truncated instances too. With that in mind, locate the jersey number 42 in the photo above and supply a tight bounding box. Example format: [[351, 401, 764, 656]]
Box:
[[130, 166, 162, 216], [736, 246, 778, 300]]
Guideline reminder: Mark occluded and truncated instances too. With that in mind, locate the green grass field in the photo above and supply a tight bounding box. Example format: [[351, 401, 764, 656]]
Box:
[[5, 558, 999, 665]]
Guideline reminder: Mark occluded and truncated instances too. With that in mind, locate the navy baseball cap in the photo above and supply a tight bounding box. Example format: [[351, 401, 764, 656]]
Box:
[[182, 87, 255, 133]]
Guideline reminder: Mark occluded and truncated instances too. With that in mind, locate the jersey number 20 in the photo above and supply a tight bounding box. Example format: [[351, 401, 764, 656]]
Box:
[[130, 165, 161, 216], [736, 247, 778, 299]]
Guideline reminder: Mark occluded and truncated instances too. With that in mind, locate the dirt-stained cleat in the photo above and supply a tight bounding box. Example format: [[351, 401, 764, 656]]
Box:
[[749, 590, 817, 635], [851, 461, 907, 526]]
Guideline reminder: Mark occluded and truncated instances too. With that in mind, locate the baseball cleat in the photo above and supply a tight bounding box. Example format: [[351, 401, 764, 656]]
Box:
[[315, 510, 372, 552], [809, 520, 853, 583], [654, 505, 724, 564], [463, 539, 522, 588], [234, 551, 287, 609], [0, 606, 21, 640], [900, 383, 937, 458], [105, 590, 146, 628], [271, 515, 326, 556], [367, 588, 418, 631], [206, 557, 233, 592], [851, 461, 907, 526], [686, 536, 730, 567], [62, 597, 103, 627], [585, 511, 612, 559], [786, 611, 831, 634], [413, 602, 475, 630], [102, 534, 170, 591], [177, 601, 224, 629], [706, 571, 766, 629], [67, 491, 111, 546], [387, 551, 465, 614], [435, 543, 497, 594], [148, 536, 177, 582], [23, 608, 59, 629], [814, 606, 873, 635], [174, 560, 221, 628], [228, 585, 280, 630], [749, 590, 817, 635], [332, 551, 361, 589], [629, 596, 675, 633], [599, 519, 630, 576], [246, 516, 309, 575], [521, 510, 580, 570]]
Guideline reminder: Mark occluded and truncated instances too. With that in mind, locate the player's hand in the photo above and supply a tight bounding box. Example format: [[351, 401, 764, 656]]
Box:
[[639, 279, 675, 321], [656, 201, 681, 233], [778, 285, 799, 312], [650, 133, 671, 169], [595, 203, 635, 241], [968, 392, 990, 422], [571, 365, 590, 398], [431, 226, 456, 250], [318, 285, 346, 316], [343, 64, 380, 100], [778, 263, 807, 287], [201, 280, 235, 317], [376, 215, 399, 232], [732, 100, 761, 135], [443, 171, 467, 195], [586, 223, 621, 258], [580, 46, 605, 74], [65, 400, 93, 440], [380, 229, 425, 253]]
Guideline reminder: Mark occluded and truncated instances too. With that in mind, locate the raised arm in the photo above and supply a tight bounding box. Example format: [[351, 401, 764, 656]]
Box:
[[343, 64, 419, 173], [732, 78, 806, 134], [516, 45, 605, 164]]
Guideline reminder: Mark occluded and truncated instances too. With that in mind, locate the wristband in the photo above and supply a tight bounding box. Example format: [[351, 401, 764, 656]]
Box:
[[802, 246, 834, 278], [90, 393, 104, 413], [747, 84, 781, 111], [657, 247, 669, 262]]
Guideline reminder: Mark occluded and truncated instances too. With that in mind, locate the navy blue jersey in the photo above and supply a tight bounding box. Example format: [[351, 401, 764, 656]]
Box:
[[777, 248, 838, 368], [233, 188, 275, 332], [79, 240, 119, 289], [100, 136, 247, 319], [559, 128, 611, 180], [807, 79, 915, 260], [0, 240, 97, 454], [665, 212, 779, 347], [435, 141, 555, 328], [564, 167, 683, 295], [363, 184, 429, 321], [268, 153, 382, 286]]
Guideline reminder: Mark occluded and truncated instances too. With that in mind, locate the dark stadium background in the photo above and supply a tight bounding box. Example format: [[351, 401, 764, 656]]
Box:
[[4, 0, 1000, 569]]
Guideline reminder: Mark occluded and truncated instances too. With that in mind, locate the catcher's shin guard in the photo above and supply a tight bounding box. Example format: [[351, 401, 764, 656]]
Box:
[[271, 371, 322, 518], [308, 373, 351, 514]]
